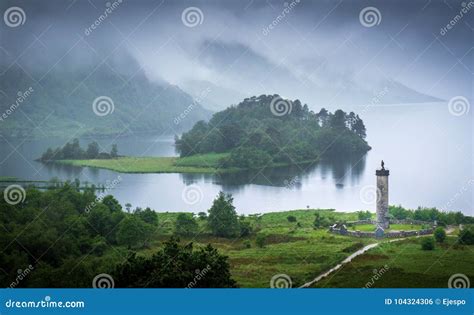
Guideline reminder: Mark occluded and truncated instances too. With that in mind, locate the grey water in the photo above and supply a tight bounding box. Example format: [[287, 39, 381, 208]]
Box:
[[0, 102, 472, 215]]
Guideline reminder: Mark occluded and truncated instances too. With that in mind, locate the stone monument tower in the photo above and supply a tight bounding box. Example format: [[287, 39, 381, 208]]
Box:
[[376, 160, 390, 229]]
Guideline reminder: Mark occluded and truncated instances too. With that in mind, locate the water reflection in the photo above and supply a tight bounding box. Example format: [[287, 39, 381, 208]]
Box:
[[181, 154, 366, 190]]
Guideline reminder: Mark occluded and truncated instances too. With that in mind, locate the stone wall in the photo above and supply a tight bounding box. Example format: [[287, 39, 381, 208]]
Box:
[[329, 225, 435, 239]]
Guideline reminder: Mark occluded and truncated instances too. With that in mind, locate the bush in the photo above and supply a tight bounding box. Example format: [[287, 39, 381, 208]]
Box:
[[239, 220, 253, 237], [256, 234, 266, 248], [313, 212, 334, 228], [134, 207, 158, 226], [434, 227, 446, 243], [357, 210, 372, 220], [208, 192, 240, 238], [116, 216, 152, 249], [243, 240, 251, 249], [287, 215, 297, 222], [458, 226, 474, 245], [197, 212, 207, 220], [174, 213, 198, 236], [113, 238, 237, 288], [421, 237, 435, 250]]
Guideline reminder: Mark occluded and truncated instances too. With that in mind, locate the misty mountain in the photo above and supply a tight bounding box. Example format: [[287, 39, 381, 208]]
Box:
[[0, 57, 212, 139], [193, 40, 442, 108], [180, 80, 250, 111]]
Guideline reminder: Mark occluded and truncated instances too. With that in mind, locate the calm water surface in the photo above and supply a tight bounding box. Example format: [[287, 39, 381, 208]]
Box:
[[1, 102, 472, 215]]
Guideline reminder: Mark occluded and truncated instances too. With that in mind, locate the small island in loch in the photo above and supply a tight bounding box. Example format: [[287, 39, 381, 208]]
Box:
[[40, 95, 371, 174]]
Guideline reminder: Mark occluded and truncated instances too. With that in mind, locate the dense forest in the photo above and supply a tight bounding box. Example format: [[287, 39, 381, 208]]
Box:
[[39, 139, 118, 161], [175, 95, 371, 168]]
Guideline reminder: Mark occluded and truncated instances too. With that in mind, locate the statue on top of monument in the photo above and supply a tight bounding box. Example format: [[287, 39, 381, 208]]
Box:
[[381, 160, 385, 170]]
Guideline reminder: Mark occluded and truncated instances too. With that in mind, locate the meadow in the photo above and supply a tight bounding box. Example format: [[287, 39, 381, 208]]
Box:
[[140, 210, 470, 288], [59, 153, 229, 174]]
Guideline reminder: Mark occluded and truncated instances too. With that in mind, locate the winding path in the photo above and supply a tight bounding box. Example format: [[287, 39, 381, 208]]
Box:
[[299, 227, 456, 288]]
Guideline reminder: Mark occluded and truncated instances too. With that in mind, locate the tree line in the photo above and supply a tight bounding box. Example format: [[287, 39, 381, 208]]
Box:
[[39, 139, 118, 161], [0, 184, 241, 288]]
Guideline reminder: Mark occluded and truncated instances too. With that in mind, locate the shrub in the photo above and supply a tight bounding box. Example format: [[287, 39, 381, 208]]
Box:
[[175, 213, 198, 236], [256, 234, 266, 248], [197, 212, 208, 220], [243, 240, 251, 249], [458, 226, 474, 245], [421, 237, 435, 250], [113, 238, 237, 288], [134, 207, 158, 226], [116, 216, 151, 249], [287, 215, 297, 222], [357, 210, 372, 220], [208, 192, 240, 238], [239, 220, 253, 237], [434, 227, 446, 243]]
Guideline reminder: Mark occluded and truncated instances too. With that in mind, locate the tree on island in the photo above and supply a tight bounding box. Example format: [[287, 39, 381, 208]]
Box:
[[39, 139, 118, 161], [110, 144, 118, 158], [86, 141, 100, 159], [175, 95, 370, 169], [208, 192, 240, 238]]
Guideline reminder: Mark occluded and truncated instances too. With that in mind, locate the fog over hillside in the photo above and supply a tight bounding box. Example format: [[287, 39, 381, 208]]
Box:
[[1, 0, 471, 114]]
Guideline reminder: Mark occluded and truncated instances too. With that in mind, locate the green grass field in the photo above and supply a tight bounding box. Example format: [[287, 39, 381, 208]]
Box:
[[46, 206, 469, 288], [130, 210, 471, 288], [59, 153, 230, 174], [57, 153, 318, 174], [135, 210, 373, 287], [313, 236, 473, 288]]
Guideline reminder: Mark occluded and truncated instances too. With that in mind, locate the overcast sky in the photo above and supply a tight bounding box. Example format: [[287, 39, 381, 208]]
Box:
[[1, 0, 472, 106]]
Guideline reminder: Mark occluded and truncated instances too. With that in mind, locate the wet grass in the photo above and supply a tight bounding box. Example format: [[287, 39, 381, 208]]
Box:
[[59, 153, 229, 174], [313, 237, 473, 288]]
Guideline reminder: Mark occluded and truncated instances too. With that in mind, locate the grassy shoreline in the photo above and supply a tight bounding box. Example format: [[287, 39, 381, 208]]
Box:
[[56, 153, 319, 174]]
